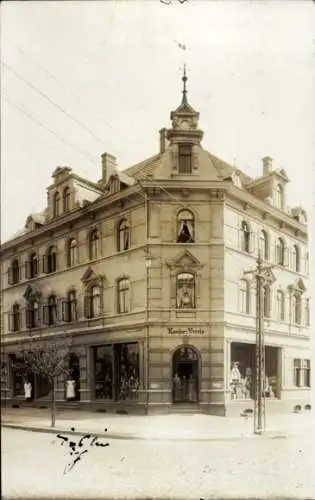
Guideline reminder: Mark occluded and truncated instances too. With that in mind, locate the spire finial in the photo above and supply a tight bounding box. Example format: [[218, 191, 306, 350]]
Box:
[[182, 64, 188, 104]]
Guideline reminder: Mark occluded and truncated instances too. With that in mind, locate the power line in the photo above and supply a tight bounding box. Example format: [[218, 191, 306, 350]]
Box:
[[4, 97, 100, 168], [2, 60, 107, 147]]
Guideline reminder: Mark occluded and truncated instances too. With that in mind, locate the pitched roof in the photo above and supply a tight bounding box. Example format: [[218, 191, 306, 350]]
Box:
[[123, 153, 162, 180]]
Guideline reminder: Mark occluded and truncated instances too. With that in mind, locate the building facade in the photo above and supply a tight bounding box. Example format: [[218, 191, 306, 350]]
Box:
[[0, 74, 311, 416]]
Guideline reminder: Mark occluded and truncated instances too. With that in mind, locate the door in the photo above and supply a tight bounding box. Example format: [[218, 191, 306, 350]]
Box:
[[172, 346, 199, 403]]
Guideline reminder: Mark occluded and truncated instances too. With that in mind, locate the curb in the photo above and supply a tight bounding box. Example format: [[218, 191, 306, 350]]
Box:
[[1, 422, 292, 442]]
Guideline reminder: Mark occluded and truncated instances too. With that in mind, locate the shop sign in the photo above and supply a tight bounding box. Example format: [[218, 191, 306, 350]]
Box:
[[167, 327, 205, 335]]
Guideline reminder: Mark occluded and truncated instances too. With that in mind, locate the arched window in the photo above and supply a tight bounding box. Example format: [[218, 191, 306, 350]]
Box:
[[53, 192, 60, 217], [292, 294, 301, 325], [292, 244, 300, 272], [62, 290, 77, 322], [259, 230, 269, 261], [44, 295, 57, 326], [176, 210, 195, 243], [26, 300, 39, 329], [240, 279, 250, 314], [304, 298, 310, 326], [276, 290, 285, 321], [117, 278, 130, 314], [176, 272, 195, 309], [89, 229, 99, 260], [44, 246, 57, 274], [276, 238, 285, 266], [26, 253, 38, 279], [240, 221, 250, 253], [8, 259, 20, 285], [263, 285, 271, 318], [63, 187, 71, 212], [9, 303, 20, 332], [68, 238, 77, 267], [275, 184, 284, 210], [117, 219, 130, 252]]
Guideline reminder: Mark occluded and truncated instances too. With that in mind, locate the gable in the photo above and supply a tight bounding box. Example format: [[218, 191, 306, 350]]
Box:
[[166, 250, 203, 270]]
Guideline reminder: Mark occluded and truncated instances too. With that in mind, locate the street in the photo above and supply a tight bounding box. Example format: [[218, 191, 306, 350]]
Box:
[[2, 427, 315, 499]]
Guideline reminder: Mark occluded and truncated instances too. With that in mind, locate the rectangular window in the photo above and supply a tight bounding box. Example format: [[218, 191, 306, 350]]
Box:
[[294, 358, 302, 387], [178, 144, 192, 174], [303, 359, 311, 388], [94, 345, 113, 400]]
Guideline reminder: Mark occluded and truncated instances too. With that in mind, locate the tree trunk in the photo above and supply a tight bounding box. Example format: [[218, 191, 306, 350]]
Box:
[[51, 378, 56, 428]]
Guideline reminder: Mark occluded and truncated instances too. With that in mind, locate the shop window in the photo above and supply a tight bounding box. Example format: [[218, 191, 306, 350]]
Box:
[[93, 343, 139, 401], [263, 285, 271, 318], [53, 192, 60, 217], [10, 355, 26, 397], [43, 246, 57, 274], [89, 229, 99, 260], [240, 221, 250, 253], [276, 290, 285, 321], [240, 279, 251, 314], [62, 290, 77, 322], [84, 285, 101, 319], [276, 238, 286, 266], [25, 253, 38, 279], [178, 144, 192, 174], [176, 272, 195, 309], [230, 343, 280, 401], [117, 219, 130, 252], [9, 303, 21, 332], [117, 278, 130, 314], [26, 300, 40, 329], [259, 230, 269, 260], [67, 238, 78, 267], [114, 343, 139, 400], [8, 259, 20, 285], [63, 187, 71, 213], [43, 295, 58, 326], [94, 345, 113, 399], [292, 294, 302, 325], [292, 244, 300, 272], [176, 209, 195, 243]]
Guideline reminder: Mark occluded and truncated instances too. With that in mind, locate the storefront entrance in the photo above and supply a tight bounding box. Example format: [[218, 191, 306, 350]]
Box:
[[172, 346, 199, 403]]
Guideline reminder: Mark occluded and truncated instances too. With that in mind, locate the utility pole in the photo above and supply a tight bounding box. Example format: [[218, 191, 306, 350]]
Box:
[[244, 251, 275, 434]]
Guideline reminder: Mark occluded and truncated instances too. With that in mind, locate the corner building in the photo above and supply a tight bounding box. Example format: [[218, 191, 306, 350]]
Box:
[[1, 74, 311, 416]]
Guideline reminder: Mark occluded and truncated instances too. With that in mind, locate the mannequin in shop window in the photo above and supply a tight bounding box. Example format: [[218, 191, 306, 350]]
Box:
[[230, 361, 242, 400]]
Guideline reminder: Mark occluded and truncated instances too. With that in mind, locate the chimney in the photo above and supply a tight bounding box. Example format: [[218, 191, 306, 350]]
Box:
[[262, 156, 273, 175], [101, 153, 117, 183], [159, 128, 169, 153]]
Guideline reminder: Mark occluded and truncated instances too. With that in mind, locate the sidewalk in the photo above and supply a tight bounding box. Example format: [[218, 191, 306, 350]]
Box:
[[2, 407, 313, 441]]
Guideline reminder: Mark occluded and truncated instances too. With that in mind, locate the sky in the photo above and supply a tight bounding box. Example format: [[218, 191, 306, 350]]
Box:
[[1, 0, 315, 244]]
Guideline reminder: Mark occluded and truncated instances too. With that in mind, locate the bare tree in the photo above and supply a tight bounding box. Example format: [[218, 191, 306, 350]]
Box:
[[13, 335, 73, 427]]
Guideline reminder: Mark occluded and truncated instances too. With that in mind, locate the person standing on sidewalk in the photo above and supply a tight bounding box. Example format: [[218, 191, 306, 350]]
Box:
[[24, 380, 32, 401]]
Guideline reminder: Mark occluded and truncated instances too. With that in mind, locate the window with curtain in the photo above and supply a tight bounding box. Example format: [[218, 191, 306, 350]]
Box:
[[85, 285, 101, 319], [62, 290, 77, 322], [176, 272, 195, 309], [53, 192, 60, 217], [176, 210, 195, 243], [68, 238, 77, 267], [276, 290, 285, 321], [117, 219, 130, 252], [63, 187, 71, 212], [240, 221, 250, 253], [117, 278, 130, 313], [276, 238, 285, 266], [259, 230, 269, 260], [89, 229, 99, 260], [240, 279, 250, 314]]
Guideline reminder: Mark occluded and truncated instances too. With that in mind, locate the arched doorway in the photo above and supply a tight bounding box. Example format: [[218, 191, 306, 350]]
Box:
[[172, 346, 199, 403], [67, 353, 80, 401]]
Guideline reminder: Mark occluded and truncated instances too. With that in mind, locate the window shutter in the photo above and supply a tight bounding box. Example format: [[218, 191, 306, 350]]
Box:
[[62, 301, 69, 322], [43, 255, 48, 274], [43, 305, 49, 325], [8, 266, 13, 285], [84, 294, 91, 319]]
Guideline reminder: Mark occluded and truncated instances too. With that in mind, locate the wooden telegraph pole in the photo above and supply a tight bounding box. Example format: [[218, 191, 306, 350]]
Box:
[[244, 251, 275, 434]]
